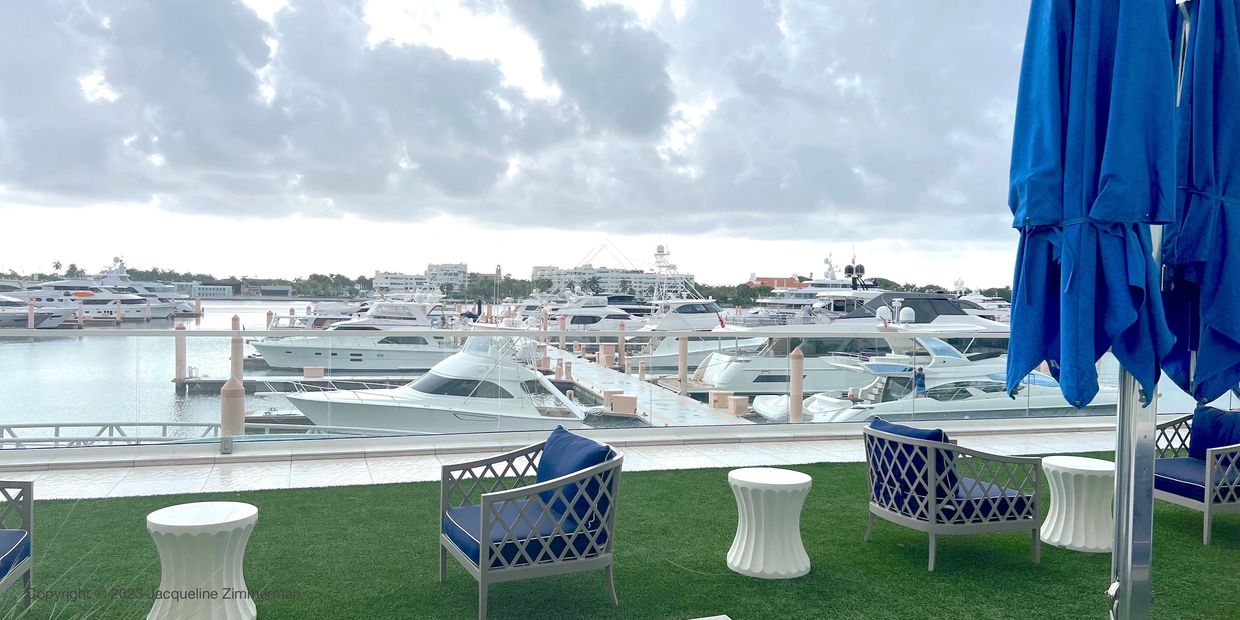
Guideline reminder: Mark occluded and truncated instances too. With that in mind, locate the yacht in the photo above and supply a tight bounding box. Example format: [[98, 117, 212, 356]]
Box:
[[754, 255, 885, 315], [284, 336, 587, 433], [663, 293, 1010, 399], [251, 301, 458, 371], [0, 295, 71, 328], [2, 280, 173, 320], [95, 260, 197, 316], [628, 299, 767, 371], [752, 337, 1116, 422], [546, 298, 647, 332], [957, 293, 1012, 322]]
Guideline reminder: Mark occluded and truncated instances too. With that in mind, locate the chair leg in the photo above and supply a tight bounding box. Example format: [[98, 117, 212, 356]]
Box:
[[604, 564, 619, 606], [478, 581, 488, 620], [439, 545, 448, 582], [1032, 528, 1041, 564], [23, 571, 32, 609], [927, 533, 937, 572], [1203, 509, 1213, 546], [863, 513, 875, 542]]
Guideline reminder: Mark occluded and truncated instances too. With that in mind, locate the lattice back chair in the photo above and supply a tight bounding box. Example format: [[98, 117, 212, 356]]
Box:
[[0, 481, 33, 611], [1153, 407, 1240, 544], [863, 423, 1042, 571], [440, 428, 623, 620]]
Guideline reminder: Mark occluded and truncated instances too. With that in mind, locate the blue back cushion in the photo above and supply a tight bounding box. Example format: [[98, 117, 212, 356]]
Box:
[[1190, 407, 1240, 460], [869, 418, 958, 499], [537, 426, 612, 523]]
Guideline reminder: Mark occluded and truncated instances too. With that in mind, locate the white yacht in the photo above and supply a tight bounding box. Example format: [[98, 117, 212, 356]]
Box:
[[546, 298, 647, 332], [95, 260, 197, 316], [251, 301, 458, 371], [752, 337, 1116, 423], [628, 299, 767, 371], [665, 293, 1010, 399], [754, 256, 885, 315], [2, 280, 172, 320], [284, 336, 586, 433], [0, 295, 71, 328], [957, 293, 1012, 322]]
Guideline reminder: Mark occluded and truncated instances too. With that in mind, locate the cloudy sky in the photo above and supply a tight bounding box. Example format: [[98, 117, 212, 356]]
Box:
[[0, 0, 1029, 287]]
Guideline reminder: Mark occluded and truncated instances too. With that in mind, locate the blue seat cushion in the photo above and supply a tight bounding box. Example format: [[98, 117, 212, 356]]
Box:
[[537, 426, 613, 522], [943, 477, 1033, 522], [868, 418, 958, 502], [1189, 407, 1240, 461], [1155, 457, 1210, 502], [0, 529, 30, 580], [443, 500, 602, 569]]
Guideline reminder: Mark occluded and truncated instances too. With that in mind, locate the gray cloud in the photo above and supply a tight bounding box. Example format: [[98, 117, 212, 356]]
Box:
[[0, 0, 1028, 248]]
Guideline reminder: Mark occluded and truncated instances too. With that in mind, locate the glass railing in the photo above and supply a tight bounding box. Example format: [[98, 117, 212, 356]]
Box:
[[1, 304, 1224, 451]]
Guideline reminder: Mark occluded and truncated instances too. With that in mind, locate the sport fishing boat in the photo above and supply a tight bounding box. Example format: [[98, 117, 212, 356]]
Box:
[[751, 337, 1116, 423], [283, 336, 587, 433], [628, 298, 766, 371]]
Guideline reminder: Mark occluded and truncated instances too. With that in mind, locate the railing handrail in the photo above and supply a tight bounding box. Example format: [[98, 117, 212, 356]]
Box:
[[1, 326, 1013, 340]]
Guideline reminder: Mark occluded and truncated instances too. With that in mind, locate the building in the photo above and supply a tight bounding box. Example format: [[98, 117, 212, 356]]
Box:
[[531, 264, 693, 298], [746, 275, 806, 289], [426, 263, 468, 289], [259, 285, 294, 297], [373, 271, 430, 293], [173, 282, 233, 298]]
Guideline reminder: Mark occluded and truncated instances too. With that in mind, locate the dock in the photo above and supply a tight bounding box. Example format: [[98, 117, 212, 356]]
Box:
[[543, 345, 752, 427]]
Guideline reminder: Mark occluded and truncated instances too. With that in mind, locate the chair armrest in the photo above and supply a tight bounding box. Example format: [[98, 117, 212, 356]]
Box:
[[441, 442, 546, 513], [1156, 413, 1194, 458], [0, 481, 33, 533], [936, 445, 1042, 523], [1206, 442, 1240, 504]]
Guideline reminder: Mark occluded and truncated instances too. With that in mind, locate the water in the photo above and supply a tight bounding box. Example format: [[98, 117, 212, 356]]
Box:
[[0, 301, 310, 431]]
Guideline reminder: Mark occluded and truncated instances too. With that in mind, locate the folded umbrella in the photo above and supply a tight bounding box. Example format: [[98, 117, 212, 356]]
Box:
[[1161, 0, 1240, 403], [1007, 0, 1177, 408]]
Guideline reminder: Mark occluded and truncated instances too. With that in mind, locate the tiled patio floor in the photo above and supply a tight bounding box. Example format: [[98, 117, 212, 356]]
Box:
[[3, 429, 1115, 500]]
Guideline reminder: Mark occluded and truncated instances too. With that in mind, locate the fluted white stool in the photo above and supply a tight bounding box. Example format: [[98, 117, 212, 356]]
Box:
[[726, 467, 811, 578], [1040, 456, 1114, 553], [147, 501, 259, 620]]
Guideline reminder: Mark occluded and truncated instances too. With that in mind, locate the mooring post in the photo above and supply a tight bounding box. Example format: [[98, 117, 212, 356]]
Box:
[[220, 315, 245, 451], [558, 315, 567, 349], [617, 322, 627, 371], [266, 310, 274, 329], [145, 299, 152, 321], [76, 300, 84, 327], [789, 346, 804, 423], [114, 298, 122, 324], [678, 336, 689, 395], [174, 324, 187, 394], [194, 298, 203, 316], [26, 297, 34, 329], [638, 361, 647, 381]]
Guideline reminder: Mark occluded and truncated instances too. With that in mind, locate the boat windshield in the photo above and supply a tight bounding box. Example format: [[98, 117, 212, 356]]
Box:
[[409, 372, 514, 399]]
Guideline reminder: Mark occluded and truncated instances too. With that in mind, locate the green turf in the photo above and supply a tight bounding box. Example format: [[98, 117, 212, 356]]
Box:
[[3, 459, 1238, 620]]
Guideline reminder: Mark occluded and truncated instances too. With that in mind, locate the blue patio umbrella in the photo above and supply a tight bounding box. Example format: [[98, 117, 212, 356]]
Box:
[[1006, 0, 1177, 408], [1161, 0, 1240, 403]]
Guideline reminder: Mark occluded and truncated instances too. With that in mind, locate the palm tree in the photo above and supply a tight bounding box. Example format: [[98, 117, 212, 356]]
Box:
[[52, 261, 62, 274], [583, 276, 603, 294]]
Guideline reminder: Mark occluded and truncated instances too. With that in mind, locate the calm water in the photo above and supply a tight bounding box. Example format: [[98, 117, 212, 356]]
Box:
[[0, 301, 312, 430]]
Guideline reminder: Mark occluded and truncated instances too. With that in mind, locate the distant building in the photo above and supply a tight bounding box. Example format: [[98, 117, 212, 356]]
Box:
[[174, 282, 233, 298], [259, 285, 294, 297], [531, 264, 693, 297], [374, 271, 430, 293], [426, 263, 468, 289], [746, 275, 805, 289]]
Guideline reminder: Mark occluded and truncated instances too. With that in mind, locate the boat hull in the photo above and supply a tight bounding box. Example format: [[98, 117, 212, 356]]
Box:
[[286, 392, 583, 433], [252, 340, 457, 371]]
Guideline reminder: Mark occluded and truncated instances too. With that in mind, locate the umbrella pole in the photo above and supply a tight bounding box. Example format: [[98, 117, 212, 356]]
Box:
[[1110, 371, 1157, 619]]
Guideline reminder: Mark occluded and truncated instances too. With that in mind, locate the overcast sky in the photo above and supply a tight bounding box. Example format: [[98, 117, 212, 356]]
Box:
[[0, 0, 1028, 287]]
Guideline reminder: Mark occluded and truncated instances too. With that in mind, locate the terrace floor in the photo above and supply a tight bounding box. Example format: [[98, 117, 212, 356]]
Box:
[[0, 428, 1117, 500], [4, 456, 1238, 619]]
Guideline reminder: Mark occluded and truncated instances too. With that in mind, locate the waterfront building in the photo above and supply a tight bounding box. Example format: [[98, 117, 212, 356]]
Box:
[[531, 264, 694, 297], [172, 281, 233, 298]]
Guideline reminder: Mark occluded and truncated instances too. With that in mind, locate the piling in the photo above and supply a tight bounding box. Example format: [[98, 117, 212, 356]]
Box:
[[564, 361, 573, 381], [220, 315, 246, 448], [229, 315, 244, 380], [266, 310, 274, 328], [638, 361, 647, 381], [195, 298, 203, 316], [617, 322, 627, 370], [76, 301, 85, 327], [174, 324, 187, 391], [558, 315, 567, 349], [306, 305, 312, 315], [25, 298, 34, 329], [555, 359, 565, 380], [677, 336, 689, 395], [289, 307, 296, 316], [114, 298, 122, 324], [789, 346, 804, 423]]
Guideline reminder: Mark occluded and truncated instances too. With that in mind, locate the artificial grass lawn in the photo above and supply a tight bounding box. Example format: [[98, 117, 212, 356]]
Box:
[[4, 459, 1239, 620]]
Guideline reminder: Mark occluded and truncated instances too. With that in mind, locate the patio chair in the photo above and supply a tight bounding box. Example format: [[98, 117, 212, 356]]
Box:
[[1154, 406, 1240, 545], [0, 481, 33, 610], [863, 418, 1042, 571], [439, 426, 623, 620]]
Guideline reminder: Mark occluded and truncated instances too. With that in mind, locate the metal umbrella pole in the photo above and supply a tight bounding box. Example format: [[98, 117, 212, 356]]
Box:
[[1109, 225, 1164, 619]]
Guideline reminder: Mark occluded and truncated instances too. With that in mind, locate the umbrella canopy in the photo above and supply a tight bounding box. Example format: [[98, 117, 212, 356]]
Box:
[[1161, 0, 1240, 403], [1006, 0, 1178, 408]]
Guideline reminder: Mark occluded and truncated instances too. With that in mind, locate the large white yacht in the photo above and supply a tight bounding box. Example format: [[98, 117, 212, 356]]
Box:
[[0, 295, 72, 328], [628, 299, 767, 371], [95, 260, 197, 316], [2, 280, 173, 320], [752, 337, 1116, 423], [284, 336, 586, 433], [754, 255, 885, 315], [545, 297, 647, 332], [251, 301, 458, 371], [664, 293, 1010, 399]]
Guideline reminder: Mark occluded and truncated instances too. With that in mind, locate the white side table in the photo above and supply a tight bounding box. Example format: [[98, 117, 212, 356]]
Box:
[[147, 501, 259, 620], [1040, 456, 1114, 553], [726, 467, 812, 578]]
